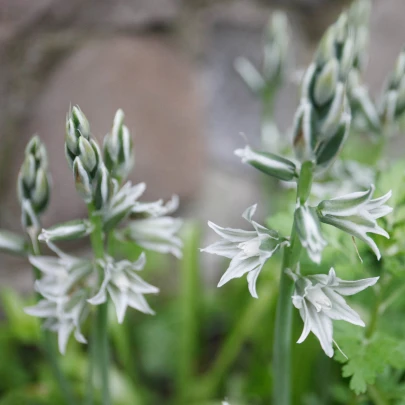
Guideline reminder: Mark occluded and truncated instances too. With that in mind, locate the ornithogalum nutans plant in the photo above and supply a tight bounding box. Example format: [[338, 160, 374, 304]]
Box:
[[203, 1, 399, 404], [0, 107, 182, 405]]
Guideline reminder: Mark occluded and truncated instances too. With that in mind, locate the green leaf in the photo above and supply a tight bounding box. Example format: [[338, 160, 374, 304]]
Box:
[[335, 329, 405, 395]]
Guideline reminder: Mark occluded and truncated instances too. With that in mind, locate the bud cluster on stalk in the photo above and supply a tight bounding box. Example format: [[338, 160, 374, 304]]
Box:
[[234, 11, 290, 95], [17, 136, 51, 230], [292, 13, 354, 171], [65, 106, 114, 208]]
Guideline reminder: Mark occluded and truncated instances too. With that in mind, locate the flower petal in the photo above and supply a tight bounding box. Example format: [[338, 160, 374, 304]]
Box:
[[297, 300, 312, 343], [323, 288, 364, 326], [200, 240, 240, 259], [333, 276, 379, 296], [306, 302, 334, 357], [217, 255, 261, 287], [207, 221, 256, 243]]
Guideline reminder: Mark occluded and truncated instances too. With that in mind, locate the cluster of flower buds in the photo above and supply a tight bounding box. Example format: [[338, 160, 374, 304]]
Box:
[[234, 11, 289, 95], [103, 109, 134, 183], [17, 136, 51, 230], [379, 48, 405, 131], [65, 106, 114, 209], [292, 13, 353, 172]]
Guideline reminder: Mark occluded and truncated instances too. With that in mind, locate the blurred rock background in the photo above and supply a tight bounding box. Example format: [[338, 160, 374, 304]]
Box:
[[0, 0, 404, 289]]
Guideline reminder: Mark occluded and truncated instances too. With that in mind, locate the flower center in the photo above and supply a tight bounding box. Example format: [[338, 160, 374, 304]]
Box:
[[306, 287, 332, 312], [238, 238, 261, 257], [114, 273, 130, 291]]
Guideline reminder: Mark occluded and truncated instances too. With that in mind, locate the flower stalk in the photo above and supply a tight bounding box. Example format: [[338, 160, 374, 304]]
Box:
[[87, 203, 111, 405], [272, 161, 313, 405]]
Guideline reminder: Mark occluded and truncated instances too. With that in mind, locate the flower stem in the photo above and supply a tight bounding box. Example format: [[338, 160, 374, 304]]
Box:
[[28, 229, 75, 405], [87, 204, 111, 405], [272, 161, 313, 405]]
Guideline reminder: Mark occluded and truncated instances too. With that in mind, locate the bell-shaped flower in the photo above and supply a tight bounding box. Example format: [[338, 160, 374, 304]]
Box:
[[28, 243, 94, 299], [286, 267, 378, 357], [202, 204, 288, 298], [295, 204, 327, 264], [317, 184, 392, 259], [88, 253, 159, 323], [25, 291, 88, 355]]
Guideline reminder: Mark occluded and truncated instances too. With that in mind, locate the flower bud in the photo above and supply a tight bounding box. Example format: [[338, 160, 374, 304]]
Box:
[[320, 82, 346, 142], [263, 11, 289, 82], [93, 164, 115, 210], [234, 145, 297, 181], [78, 137, 97, 174], [315, 112, 350, 172], [17, 136, 51, 228], [294, 204, 326, 263], [73, 158, 93, 203], [104, 109, 134, 182], [0, 230, 28, 256], [292, 101, 315, 162], [315, 27, 335, 68], [65, 106, 98, 173], [313, 58, 339, 106], [339, 37, 355, 80], [39, 219, 94, 242]]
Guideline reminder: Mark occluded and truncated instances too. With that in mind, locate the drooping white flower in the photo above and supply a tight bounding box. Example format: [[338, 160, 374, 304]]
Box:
[[286, 267, 378, 357], [25, 291, 88, 355], [24, 244, 93, 354], [202, 204, 287, 298], [295, 204, 327, 263], [103, 181, 183, 257], [317, 184, 392, 259], [88, 253, 159, 323]]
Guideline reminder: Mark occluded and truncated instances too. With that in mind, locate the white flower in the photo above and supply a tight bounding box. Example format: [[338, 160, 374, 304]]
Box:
[[286, 267, 378, 357], [104, 181, 183, 257], [24, 244, 93, 354], [318, 184, 392, 259], [295, 204, 327, 263], [88, 253, 159, 323], [25, 291, 88, 355], [202, 204, 287, 298]]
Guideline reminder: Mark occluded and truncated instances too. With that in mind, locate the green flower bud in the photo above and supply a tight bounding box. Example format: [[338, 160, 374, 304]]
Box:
[[339, 37, 355, 80], [315, 27, 335, 68], [39, 219, 94, 242], [292, 102, 316, 163], [313, 58, 339, 106], [320, 82, 346, 142], [17, 136, 51, 229], [234, 145, 297, 181], [103, 109, 134, 182], [0, 230, 27, 256], [263, 11, 289, 82], [73, 158, 93, 203], [94, 164, 115, 210], [315, 112, 350, 172], [78, 136, 97, 174], [65, 106, 98, 174]]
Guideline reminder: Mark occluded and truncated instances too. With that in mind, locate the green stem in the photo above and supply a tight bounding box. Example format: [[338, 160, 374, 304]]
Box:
[[176, 223, 200, 403], [87, 204, 111, 405], [28, 229, 76, 405], [272, 161, 313, 405]]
